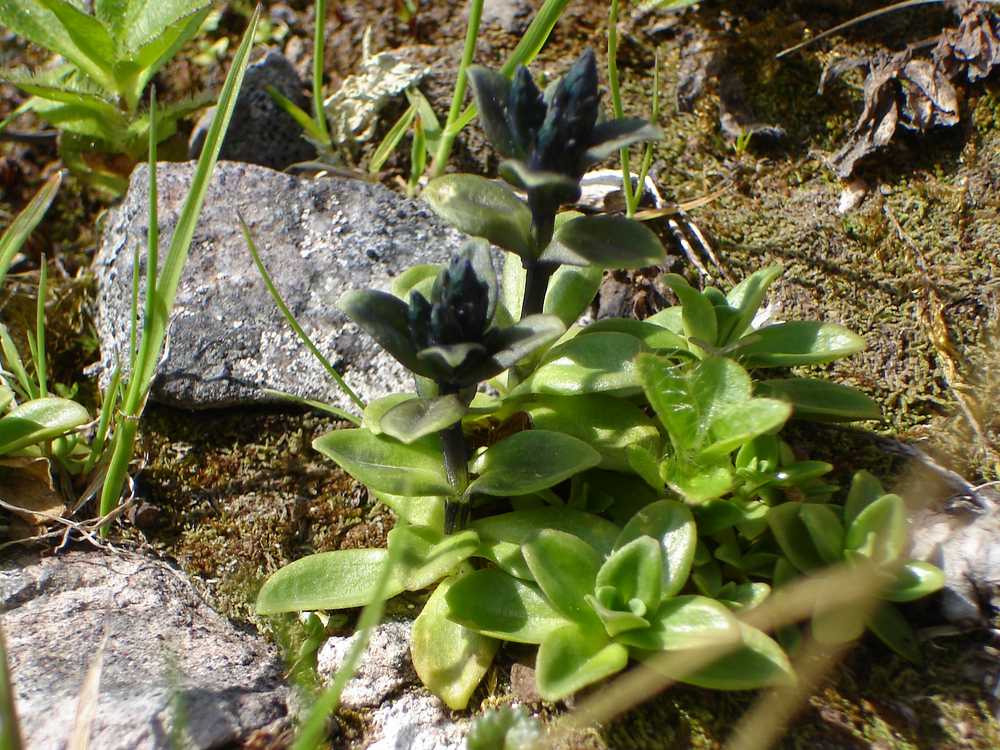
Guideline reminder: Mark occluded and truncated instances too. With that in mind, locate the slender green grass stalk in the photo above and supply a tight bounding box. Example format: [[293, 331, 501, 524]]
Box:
[[429, 0, 484, 178], [0, 625, 23, 750], [633, 52, 660, 210], [239, 217, 366, 414], [261, 389, 360, 424], [291, 540, 402, 750], [408, 114, 427, 194], [98, 7, 262, 529], [312, 0, 331, 145], [607, 0, 636, 216], [0, 171, 62, 290], [81, 365, 121, 475], [130, 90, 159, 364], [368, 103, 417, 174], [0, 327, 33, 400], [33, 257, 47, 398]]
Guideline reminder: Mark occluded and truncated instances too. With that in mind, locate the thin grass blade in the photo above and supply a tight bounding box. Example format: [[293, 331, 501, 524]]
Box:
[[0, 172, 62, 289]]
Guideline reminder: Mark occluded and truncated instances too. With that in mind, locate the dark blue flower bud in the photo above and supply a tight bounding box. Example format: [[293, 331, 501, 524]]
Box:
[[508, 65, 547, 157], [533, 48, 600, 178]]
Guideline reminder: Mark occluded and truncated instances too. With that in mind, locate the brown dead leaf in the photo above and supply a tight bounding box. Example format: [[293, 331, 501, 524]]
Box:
[[935, 0, 1000, 82], [826, 50, 959, 178], [0, 457, 65, 534]]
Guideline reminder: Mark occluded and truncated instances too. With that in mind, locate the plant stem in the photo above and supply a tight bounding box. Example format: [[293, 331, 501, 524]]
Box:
[[430, 0, 483, 178], [519, 261, 554, 319], [312, 0, 331, 146], [440, 419, 470, 532], [34, 256, 47, 397], [607, 0, 635, 217]]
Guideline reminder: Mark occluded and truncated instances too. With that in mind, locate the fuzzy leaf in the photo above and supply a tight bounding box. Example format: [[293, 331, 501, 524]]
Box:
[[445, 568, 570, 644], [616, 595, 735, 651], [595, 536, 663, 616], [313, 428, 453, 497], [767, 503, 826, 573], [721, 264, 783, 344], [672, 623, 795, 690], [466, 65, 518, 158], [386, 525, 480, 591], [798, 503, 845, 565], [581, 319, 688, 352], [411, 576, 499, 710], [699, 398, 792, 459], [845, 493, 907, 565], [541, 215, 667, 269], [467, 314, 566, 383], [543, 263, 604, 328], [844, 470, 885, 527], [499, 159, 581, 206]]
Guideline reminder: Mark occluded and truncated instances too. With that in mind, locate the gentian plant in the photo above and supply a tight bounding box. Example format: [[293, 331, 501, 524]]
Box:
[[254, 49, 942, 716]]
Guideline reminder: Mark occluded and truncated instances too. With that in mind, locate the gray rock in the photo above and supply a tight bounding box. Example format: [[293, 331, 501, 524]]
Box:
[[189, 49, 316, 171], [910, 491, 1000, 625], [316, 620, 417, 710], [93, 161, 471, 411], [0, 550, 287, 749], [475, 0, 533, 34], [368, 690, 468, 750]]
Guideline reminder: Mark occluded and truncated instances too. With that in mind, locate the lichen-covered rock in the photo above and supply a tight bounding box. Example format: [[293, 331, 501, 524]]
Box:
[[93, 161, 470, 411], [0, 550, 287, 749], [316, 620, 417, 709], [368, 690, 469, 750]]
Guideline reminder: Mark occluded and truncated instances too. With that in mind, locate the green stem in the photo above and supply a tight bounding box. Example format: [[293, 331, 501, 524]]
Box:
[[607, 0, 635, 217], [312, 0, 331, 146], [440, 418, 470, 532], [429, 0, 484, 178], [34, 256, 47, 397]]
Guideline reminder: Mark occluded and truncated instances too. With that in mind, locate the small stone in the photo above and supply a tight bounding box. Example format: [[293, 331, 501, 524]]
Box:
[[510, 662, 542, 704], [316, 620, 417, 709], [368, 689, 468, 750], [838, 177, 869, 214]]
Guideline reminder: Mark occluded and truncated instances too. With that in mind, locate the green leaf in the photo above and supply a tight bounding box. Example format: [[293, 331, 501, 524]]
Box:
[[370, 490, 444, 530], [465, 65, 518, 158], [626, 443, 665, 494], [884, 561, 945, 602], [844, 470, 885, 527], [0, 171, 61, 289], [542, 215, 666, 269], [812, 604, 867, 645], [391, 264, 442, 300], [674, 623, 795, 690], [845, 494, 907, 565], [0, 397, 89, 455], [445, 568, 570, 644], [581, 319, 688, 352], [616, 595, 735, 651], [469, 314, 566, 383], [595, 536, 662, 616], [467, 430, 601, 497], [536, 623, 628, 701], [363, 393, 416, 434], [511, 332, 643, 397], [370, 103, 416, 174], [35, 0, 116, 77], [735, 321, 865, 367], [387, 525, 480, 591], [543, 264, 603, 328], [473, 507, 620, 579], [583, 118, 662, 166], [756, 378, 881, 422], [412, 576, 499, 710], [646, 305, 683, 334], [525, 394, 660, 472], [722, 264, 783, 345], [666, 457, 734, 504], [699, 398, 792, 459], [379, 394, 468, 444], [115, 0, 211, 53], [524, 529, 602, 624], [767, 503, 826, 573], [337, 290, 424, 375], [717, 581, 771, 611], [867, 603, 922, 663], [798, 503, 844, 565], [499, 159, 581, 207], [424, 174, 534, 258], [255, 548, 401, 614], [313, 428, 453, 497], [126, 9, 209, 101], [615, 500, 697, 599], [662, 274, 718, 350]]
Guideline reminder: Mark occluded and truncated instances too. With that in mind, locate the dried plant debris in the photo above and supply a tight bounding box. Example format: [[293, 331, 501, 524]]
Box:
[[823, 50, 959, 178], [934, 0, 1000, 82]]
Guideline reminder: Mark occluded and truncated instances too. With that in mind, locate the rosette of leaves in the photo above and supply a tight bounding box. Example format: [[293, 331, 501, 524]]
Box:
[[767, 471, 945, 662], [0, 0, 213, 191], [467, 706, 543, 750], [424, 49, 665, 319], [446, 500, 793, 700]]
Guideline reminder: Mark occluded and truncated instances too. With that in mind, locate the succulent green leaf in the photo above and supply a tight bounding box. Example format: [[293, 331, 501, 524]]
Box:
[[615, 500, 697, 599], [699, 398, 792, 459], [581, 319, 688, 353], [313, 428, 453, 497], [424, 175, 534, 259], [595, 536, 663, 615], [812, 603, 867, 644], [717, 581, 771, 611], [845, 494, 907, 565], [867, 603, 922, 663], [391, 264, 443, 300], [671, 623, 795, 690], [465, 65, 519, 158], [844, 470, 886, 527], [735, 321, 865, 367], [756, 378, 882, 422], [386, 525, 480, 591], [370, 490, 444, 530], [662, 274, 718, 350], [0, 398, 89, 455], [337, 290, 425, 375], [524, 529, 602, 624], [543, 264, 604, 328], [767, 503, 826, 573], [616, 595, 735, 651], [798, 503, 844, 565], [498, 159, 581, 206], [468, 314, 566, 382], [884, 561, 945, 602], [512, 332, 643, 397], [626, 443, 665, 494], [363, 394, 416, 434], [467, 430, 601, 497], [411, 576, 499, 710], [645, 305, 684, 334], [690, 500, 745, 536], [445, 568, 570, 644], [721, 264, 783, 344], [542, 215, 667, 269], [582, 118, 663, 166], [666, 458, 734, 504], [255, 548, 401, 613], [525, 394, 661, 472], [379, 395, 469, 444], [536, 623, 628, 701]]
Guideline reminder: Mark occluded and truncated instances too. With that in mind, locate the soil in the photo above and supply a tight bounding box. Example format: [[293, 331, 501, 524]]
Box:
[[2, 1, 1000, 748]]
